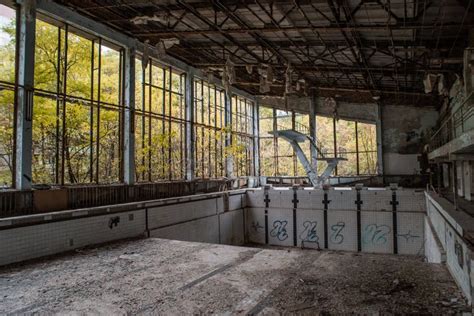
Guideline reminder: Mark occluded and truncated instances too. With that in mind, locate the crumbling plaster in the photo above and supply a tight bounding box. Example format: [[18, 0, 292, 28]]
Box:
[[382, 105, 438, 155]]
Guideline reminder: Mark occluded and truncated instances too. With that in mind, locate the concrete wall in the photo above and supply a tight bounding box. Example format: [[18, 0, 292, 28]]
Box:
[[382, 105, 438, 174], [0, 210, 146, 266], [0, 191, 247, 266], [424, 216, 446, 263], [257, 95, 377, 123], [246, 187, 425, 255], [425, 192, 474, 304], [149, 193, 246, 245]]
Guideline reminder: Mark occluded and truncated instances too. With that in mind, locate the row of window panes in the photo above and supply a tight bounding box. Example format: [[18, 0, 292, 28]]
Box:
[[0, 6, 255, 187], [259, 105, 378, 176]]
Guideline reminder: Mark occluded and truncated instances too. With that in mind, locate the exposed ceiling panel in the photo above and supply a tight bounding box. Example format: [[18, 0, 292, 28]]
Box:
[[53, 0, 473, 107]]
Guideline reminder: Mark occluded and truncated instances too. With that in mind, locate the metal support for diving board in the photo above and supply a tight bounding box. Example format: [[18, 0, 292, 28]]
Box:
[[269, 130, 346, 187]]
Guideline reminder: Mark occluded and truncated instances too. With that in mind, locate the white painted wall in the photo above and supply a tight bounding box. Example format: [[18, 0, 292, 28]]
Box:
[[245, 188, 425, 255], [0, 210, 146, 266], [425, 192, 474, 304], [0, 193, 248, 267]]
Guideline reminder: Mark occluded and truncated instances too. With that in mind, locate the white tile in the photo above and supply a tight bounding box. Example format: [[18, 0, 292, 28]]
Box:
[[327, 210, 357, 251], [327, 189, 357, 210], [268, 208, 294, 247], [245, 208, 266, 244], [296, 209, 325, 249], [361, 211, 393, 254]]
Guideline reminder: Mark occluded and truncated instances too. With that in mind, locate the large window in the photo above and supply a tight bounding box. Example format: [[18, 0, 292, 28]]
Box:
[[231, 95, 255, 177], [135, 60, 185, 182], [193, 80, 225, 178], [32, 19, 124, 185], [259, 105, 378, 177], [258, 106, 310, 177], [0, 5, 16, 188], [259, 107, 276, 176], [0, 7, 258, 187], [316, 115, 378, 176], [192, 84, 255, 178]]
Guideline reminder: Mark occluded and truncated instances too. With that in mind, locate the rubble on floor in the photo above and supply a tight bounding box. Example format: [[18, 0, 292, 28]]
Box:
[[0, 238, 469, 314]]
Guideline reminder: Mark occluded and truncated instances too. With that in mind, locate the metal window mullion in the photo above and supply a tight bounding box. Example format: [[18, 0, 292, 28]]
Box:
[[168, 66, 172, 180], [122, 47, 135, 185], [292, 111, 297, 177], [356, 121, 360, 175], [242, 105, 247, 178], [207, 84, 211, 178], [185, 73, 194, 181], [12, 7, 19, 188], [179, 73, 184, 180], [201, 80, 204, 177], [224, 91, 233, 178], [140, 62, 145, 181], [333, 117, 337, 176], [273, 108, 278, 176], [254, 101, 260, 177], [244, 99, 248, 176], [118, 48, 124, 182], [89, 39, 95, 183], [219, 95, 223, 175], [213, 86, 217, 178], [95, 37, 102, 184], [56, 27, 62, 184], [161, 67, 166, 178], [61, 25, 69, 185], [148, 61, 152, 181], [14, 0, 36, 189]]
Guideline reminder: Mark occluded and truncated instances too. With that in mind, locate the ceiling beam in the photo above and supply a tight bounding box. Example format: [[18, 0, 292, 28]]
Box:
[[130, 22, 472, 37]]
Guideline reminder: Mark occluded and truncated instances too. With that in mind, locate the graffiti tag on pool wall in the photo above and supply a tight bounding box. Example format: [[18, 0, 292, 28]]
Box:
[[397, 230, 420, 243], [330, 222, 345, 244], [270, 220, 289, 241], [362, 224, 391, 245], [251, 221, 264, 233], [300, 221, 319, 243]]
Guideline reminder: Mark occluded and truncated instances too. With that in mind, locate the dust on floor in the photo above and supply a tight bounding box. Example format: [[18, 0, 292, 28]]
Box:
[[0, 238, 469, 314]]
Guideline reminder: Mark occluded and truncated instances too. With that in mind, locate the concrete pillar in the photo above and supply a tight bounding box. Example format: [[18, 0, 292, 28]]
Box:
[[436, 163, 442, 192], [443, 163, 450, 188], [472, 163, 474, 198], [464, 161, 472, 201], [225, 92, 233, 178], [452, 162, 457, 196], [123, 48, 135, 184], [15, 0, 36, 190], [309, 93, 317, 171], [185, 71, 195, 181], [376, 102, 384, 175], [457, 162, 464, 197], [464, 49, 473, 95], [253, 101, 260, 177]]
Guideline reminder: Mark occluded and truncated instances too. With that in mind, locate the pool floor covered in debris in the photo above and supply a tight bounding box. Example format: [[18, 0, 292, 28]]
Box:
[[0, 238, 468, 314]]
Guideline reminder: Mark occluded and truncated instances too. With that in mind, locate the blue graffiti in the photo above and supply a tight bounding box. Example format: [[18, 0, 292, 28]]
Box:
[[330, 222, 345, 244], [362, 224, 391, 245], [300, 221, 319, 243], [270, 220, 289, 241]]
